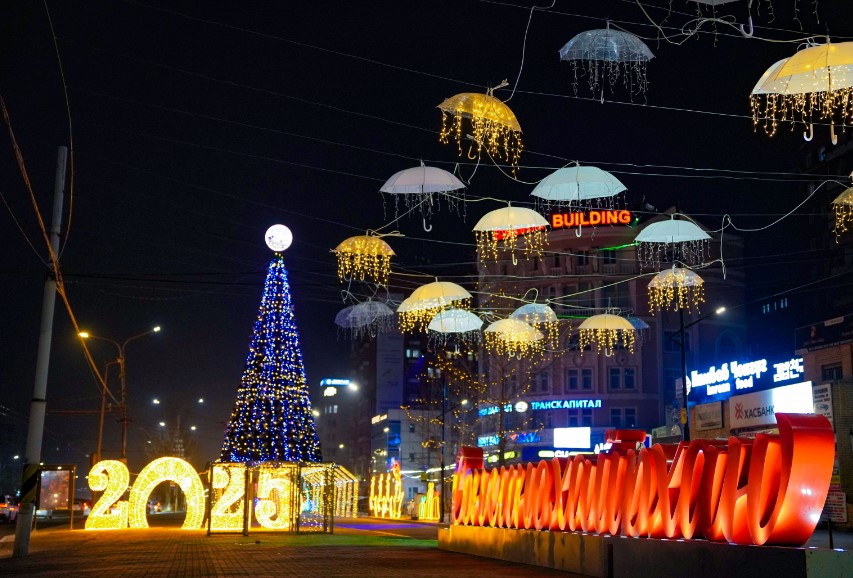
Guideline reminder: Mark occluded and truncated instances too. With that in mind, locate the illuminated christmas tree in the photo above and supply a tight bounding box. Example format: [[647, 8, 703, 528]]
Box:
[[221, 227, 321, 462]]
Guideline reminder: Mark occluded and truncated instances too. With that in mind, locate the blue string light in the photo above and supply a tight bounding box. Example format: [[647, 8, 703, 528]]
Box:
[[220, 255, 322, 462]]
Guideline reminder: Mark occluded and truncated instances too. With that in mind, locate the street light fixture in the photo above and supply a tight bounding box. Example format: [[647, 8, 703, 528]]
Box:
[[79, 325, 161, 461]]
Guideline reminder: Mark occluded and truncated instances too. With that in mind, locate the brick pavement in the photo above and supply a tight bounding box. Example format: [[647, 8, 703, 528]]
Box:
[[0, 526, 579, 577]]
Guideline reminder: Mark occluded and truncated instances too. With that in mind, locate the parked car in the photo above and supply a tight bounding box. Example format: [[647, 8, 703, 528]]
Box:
[[0, 495, 18, 523]]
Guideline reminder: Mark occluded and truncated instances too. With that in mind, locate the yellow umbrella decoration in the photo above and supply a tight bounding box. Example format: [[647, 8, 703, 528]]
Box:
[[648, 267, 705, 314], [397, 281, 472, 333], [751, 41, 853, 142], [333, 234, 395, 286], [473, 205, 549, 263], [578, 313, 636, 355], [438, 84, 523, 173], [832, 187, 853, 242], [484, 318, 544, 358]]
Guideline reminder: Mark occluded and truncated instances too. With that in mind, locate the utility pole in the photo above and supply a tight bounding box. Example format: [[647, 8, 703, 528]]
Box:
[[14, 146, 67, 557]]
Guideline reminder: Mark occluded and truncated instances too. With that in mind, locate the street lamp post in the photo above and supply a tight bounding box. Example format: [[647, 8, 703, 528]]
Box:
[[80, 326, 160, 461], [675, 307, 725, 442]]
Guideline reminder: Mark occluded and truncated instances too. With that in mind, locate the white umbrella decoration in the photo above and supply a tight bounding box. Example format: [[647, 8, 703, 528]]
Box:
[[333, 234, 394, 286], [578, 313, 636, 355], [530, 163, 627, 211], [509, 303, 561, 349], [559, 24, 654, 101], [437, 84, 523, 173], [473, 205, 549, 263], [380, 163, 466, 227], [334, 301, 395, 340], [751, 41, 853, 143], [397, 281, 472, 333], [634, 215, 711, 270], [832, 186, 853, 242], [484, 318, 544, 358], [427, 308, 483, 348], [647, 267, 705, 314]]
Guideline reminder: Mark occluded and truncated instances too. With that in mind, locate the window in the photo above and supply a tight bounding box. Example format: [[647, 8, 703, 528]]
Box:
[[610, 408, 623, 428], [822, 363, 843, 381], [535, 371, 550, 393], [601, 251, 616, 265], [567, 368, 593, 390], [577, 282, 596, 307], [532, 256, 540, 271], [609, 368, 636, 390], [601, 282, 630, 309], [576, 251, 590, 266], [567, 409, 593, 427], [553, 253, 561, 268], [624, 408, 637, 428]]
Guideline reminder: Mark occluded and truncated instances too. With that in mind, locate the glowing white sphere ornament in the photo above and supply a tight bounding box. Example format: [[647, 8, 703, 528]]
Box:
[[265, 224, 293, 252]]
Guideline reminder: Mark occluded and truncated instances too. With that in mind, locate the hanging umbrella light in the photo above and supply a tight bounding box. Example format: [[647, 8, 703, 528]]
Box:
[[559, 24, 654, 101], [334, 301, 395, 340], [578, 313, 636, 355], [634, 215, 711, 270], [397, 281, 472, 333], [530, 163, 627, 210], [333, 234, 394, 285], [832, 186, 853, 242], [509, 303, 561, 348], [484, 318, 544, 358], [437, 83, 523, 173], [380, 163, 466, 225], [473, 205, 549, 263], [750, 41, 853, 142], [427, 308, 483, 348], [647, 267, 705, 314]]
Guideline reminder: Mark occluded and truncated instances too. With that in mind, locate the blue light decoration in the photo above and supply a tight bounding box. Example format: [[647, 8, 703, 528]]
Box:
[[220, 254, 322, 462]]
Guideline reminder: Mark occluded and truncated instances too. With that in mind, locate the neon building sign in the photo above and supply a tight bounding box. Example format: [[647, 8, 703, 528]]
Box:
[[451, 414, 834, 546], [479, 398, 602, 417], [551, 210, 633, 230], [688, 356, 804, 401]]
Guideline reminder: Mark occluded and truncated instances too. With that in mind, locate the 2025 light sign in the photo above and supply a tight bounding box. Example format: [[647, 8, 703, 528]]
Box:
[[451, 414, 834, 546]]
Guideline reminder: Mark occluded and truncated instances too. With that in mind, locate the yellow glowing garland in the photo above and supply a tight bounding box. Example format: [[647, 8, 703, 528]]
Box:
[[647, 269, 705, 314], [439, 110, 523, 174], [579, 327, 636, 355], [483, 329, 545, 358], [334, 235, 394, 285], [255, 464, 295, 530], [833, 187, 853, 242], [85, 460, 129, 530], [368, 462, 403, 519], [417, 481, 440, 521], [398, 298, 471, 333], [210, 464, 246, 532], [128, 457, 205, 529], [751, 87, 853, 138], [475, 228, 547, 263]]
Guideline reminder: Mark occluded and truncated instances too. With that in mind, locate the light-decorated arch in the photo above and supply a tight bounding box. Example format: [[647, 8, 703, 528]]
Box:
[[128, 456, 205, 529]]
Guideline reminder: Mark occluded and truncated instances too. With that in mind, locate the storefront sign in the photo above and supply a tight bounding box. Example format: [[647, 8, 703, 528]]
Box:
[[479, 398, 601, 416], [694, 401, 723, 431], [811, 383, 834, 429], [453, 413, 835, 547], [550, 210, 633, 230], [728, 381, 813, 430], [477, 431, 541, 448], [553, 427, 591, 449], [688, 355, 803, 402]]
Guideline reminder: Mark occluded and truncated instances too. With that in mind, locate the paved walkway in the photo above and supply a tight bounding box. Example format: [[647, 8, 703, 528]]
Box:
[[0, 526, 577, 577]]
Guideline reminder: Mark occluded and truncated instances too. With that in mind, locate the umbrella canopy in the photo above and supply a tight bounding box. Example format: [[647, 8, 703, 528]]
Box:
[[634, 216, 711, 270], [751, 42, 853, 138], [530, 165, 627, 204], [510, 303, 560, 348], [428, 309, 483, 334], [473, 206, 549, 262], [484, 318, 544, 358], [334, 301, 395, 339], [380, 165, 465, 195], [437, 91, 523, 172], [578, 313, 636, 354], [559, 26, 654, 99], [333, 235, 394, 285], [648, 267, 705, 313], [398, 281, 472, 333]]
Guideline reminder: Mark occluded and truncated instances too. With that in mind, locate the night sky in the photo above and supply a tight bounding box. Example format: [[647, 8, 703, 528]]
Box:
[[1, 1, 851, 482]]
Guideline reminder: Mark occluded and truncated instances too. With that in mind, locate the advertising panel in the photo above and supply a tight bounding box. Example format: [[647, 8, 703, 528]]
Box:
[[728, 381, 814, 430], [811, 383, 835, 429], [694, 401, 723, 431]]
